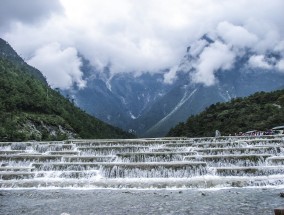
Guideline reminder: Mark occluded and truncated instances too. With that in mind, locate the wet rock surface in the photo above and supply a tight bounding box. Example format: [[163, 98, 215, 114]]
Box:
[[1, 188, 284, 215]]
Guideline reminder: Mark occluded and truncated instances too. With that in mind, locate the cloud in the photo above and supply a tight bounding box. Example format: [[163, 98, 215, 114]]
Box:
[[163, 66, 179, 84], [0, 0, 62, 32], [188, 40, 208, 58], [274, 40, 284, 53], [191, 41, 236, 86], [1, 0, 284, 88], [248, 54, 284, 73], [28, 43, 85, 89], [248, 55, 273, 69], [276, 59, 284, 72], [186, 19, 284, 85], [217, 21, 258, 49]]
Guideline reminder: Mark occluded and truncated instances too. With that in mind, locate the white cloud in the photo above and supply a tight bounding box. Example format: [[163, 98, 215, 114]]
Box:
[[274, 40, 284, 53], [248, 55, 273, 69], [188, 39, 208, 58], [28, 43, 85, 89], [217, 21, 258, 49], [1, 0, 284, 88], [248, 55, 284, 73], [191, 41, 236, 86], [277, 59, 284, 72], [163, 65, 179, 84]]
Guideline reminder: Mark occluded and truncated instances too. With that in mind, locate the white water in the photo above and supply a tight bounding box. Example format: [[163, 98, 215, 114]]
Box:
[[0, 136, 284, 189]]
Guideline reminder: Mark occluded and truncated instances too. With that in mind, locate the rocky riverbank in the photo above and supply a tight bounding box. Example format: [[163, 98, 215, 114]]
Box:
[[1, 188, 284, 215]]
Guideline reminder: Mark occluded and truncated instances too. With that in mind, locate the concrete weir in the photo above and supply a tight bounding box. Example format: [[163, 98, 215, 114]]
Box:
[[0, 135, 284, 188]]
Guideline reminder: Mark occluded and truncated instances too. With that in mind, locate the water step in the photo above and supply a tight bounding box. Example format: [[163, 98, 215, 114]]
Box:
[[70, 139, 188, 145], [72, 140, 162, 147], [34, 170, 99, 179], [236, 138, 284, 145], [184, 154, 272, 167], [1, 175, 284, 189], [0, 150, 25, 155], [195, 146, 281, 155], [17, 153, 42, 155], [48, 151, 79, 155], [164, 143, 194, 147], [0, 167, 35, 172], [215, 166, 284, 176], [8, 142, 70, 150], [150, 147, 189, 152], [266, 156, 284, 165], [0, 142, 14, 147], [150, 148, 177, 152], [193, 140, 284, 148], [100, 162, 207, 178], [63, 156, 114, 162], [32, 144, 74, 153], [0, 142, 32, 150], [77, 146, 149, 155], [32, 162, 101, 171], [116, 152, 196, 162], [0, 172, 35, 180], [193, 142, 239, 148], [0, 155, 63, 162], [0, 136, 283, 189]]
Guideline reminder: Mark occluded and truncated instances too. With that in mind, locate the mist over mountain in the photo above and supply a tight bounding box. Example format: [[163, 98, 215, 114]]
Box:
[[62, 34, 284, 137], [2, 1, 284, 138]]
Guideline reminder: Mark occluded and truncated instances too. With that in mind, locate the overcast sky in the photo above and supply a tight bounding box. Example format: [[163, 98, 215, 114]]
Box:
[[1, 0, 284, 88]]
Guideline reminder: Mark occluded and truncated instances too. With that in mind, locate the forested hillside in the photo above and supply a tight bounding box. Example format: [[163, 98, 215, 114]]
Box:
[[0, 39, 133, 141], [167, 90, 284, 137]]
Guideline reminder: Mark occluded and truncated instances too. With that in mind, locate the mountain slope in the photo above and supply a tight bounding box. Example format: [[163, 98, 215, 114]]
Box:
[[167, 90, 284, 137], [138, 62, 284, 137], [60, 35, 284, 137], [0, 38, 47, 84], [61, 57, 175, 133], [0, 39, 133, 141]]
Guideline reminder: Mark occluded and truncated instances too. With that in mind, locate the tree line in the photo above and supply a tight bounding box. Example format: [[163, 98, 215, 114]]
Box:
[[167, 90, 284, 137], [0, 57, 134, 141]]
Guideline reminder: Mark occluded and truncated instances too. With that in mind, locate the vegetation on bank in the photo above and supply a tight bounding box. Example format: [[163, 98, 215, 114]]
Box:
[[167, 90, 284, 137], [0, 40, 134, 141]]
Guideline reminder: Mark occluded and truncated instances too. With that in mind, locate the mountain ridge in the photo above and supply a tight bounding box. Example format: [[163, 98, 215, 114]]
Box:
[[0, 38, 133, 141], [0, 38, 47, 84], [28, 33, 284, 137], [167, 89, 284, 137]]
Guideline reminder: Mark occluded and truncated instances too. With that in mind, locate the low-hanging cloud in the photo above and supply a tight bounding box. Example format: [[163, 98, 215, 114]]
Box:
[[180, 19, 284, 86], [217, 21, 258, 49], [1, 0, 284, 88], [28, 43, 85, 89], [277, 60, 284, 72], [248, 55, 273, 70], [163, 66, 179, 84], [191, 41, 236, 86]]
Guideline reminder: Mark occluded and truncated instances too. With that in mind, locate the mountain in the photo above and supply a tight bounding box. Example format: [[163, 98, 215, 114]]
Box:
[[0, 38, 47, 84], [167, 89, 284, 137], [61, 57, 177, 134], [0, 38, 134, 141], [136, 58, 284, 137], [63, 35, 284, 137]]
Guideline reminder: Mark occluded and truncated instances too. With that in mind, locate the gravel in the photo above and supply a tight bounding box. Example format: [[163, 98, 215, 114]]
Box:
[[0, 188, 284, 215]]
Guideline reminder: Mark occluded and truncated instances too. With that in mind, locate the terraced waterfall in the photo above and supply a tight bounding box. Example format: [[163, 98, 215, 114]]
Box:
[[1, 136, 284, 189]]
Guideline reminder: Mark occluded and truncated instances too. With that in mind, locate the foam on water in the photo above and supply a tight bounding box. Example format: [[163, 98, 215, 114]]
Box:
[[0, 135, 284, 189]]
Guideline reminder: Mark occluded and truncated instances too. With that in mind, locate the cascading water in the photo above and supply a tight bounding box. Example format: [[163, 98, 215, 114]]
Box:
[[0, 136, 284, 189]]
